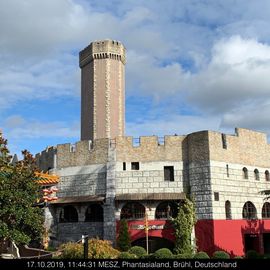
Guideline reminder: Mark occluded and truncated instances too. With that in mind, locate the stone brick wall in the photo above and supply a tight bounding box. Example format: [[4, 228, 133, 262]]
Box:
[[208, 128, 270, 167], [55, 164, 106, 198], [115, 135, 186, 162], [115, 161, 186, 195], [57, 222, 103, 243], [35, 146, 56, 172], [56, 139, 109, 168], [210, 161, 270, 220]]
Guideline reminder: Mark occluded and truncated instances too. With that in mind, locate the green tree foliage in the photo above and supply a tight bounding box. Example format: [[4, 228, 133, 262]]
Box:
[[173, 198, 196, 255], [193, 251, 210, 259], [212, 250, 230, 259], [116, 219, 131, 251], [0, 132, 44, 245], [154, 248, 173, 259], [128, 246, 146, 258]]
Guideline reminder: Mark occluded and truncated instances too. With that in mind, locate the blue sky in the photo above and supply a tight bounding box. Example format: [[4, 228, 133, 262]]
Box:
[[1, 0, 270, 157]]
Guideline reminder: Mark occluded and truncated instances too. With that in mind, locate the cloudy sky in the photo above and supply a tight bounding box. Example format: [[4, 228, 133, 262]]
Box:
[[1, 0, 270, 156]]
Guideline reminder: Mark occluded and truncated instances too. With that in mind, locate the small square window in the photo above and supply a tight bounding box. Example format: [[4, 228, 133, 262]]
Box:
[[131, 162, 139, 170], [164, 166, 174, 181], [214, 192, 219, 201]]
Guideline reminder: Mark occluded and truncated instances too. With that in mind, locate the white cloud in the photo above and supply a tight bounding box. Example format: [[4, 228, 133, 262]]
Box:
[[187, 36, 270, 113], [4, 115, 79, 139], [126, 114, 221, 138]]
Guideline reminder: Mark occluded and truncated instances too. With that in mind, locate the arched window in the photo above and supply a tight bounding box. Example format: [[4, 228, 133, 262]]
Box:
[[59, 205, 78, 223], [262, 202, 270, 219], [225, 200, 232, 220], [243, 167, 248, 179], [85, 204, 103, 222], [120, 202, 145, 220], [254, 169, 260, 180], [242, 202, 257, 220], [265, 170, 270, 181], [155, 201, 178, 219]]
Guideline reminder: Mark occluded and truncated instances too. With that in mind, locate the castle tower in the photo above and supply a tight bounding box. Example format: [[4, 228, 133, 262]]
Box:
[[79, 40, 126, 141]]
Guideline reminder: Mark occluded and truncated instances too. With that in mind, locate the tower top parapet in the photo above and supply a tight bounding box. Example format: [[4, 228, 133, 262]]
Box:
[[79, 39, 126, 67]]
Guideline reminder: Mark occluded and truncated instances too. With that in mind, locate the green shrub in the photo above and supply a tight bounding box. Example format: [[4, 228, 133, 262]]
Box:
[[193, 251, 210, 259], [263, 254, 270, 259], [174, 253, 193, 259], [154, 248, 173, 259], [245, 250, 259, 259], [88, 239, 120, 259], [129, 246, 147, 258], [59, 242, 83, 259], [117, 219, 131, 251], [118, 252, 137, 259], [212, 251, 230, 259], [234, 256, 243, 259], [141, 253, 155, 259]]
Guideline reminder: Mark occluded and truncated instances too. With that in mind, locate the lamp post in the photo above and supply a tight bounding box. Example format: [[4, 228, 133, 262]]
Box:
[[145, 208, 149, 254]]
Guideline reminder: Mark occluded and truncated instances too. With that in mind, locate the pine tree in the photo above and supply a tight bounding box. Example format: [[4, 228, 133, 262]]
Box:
[[0, 132, 44, 245], [173, 198, 196, 255], [116, 219, 131, 251]]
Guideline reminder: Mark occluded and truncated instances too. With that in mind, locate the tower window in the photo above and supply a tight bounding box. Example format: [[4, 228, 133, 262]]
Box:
[[226, 164, 229, 177], [131, 162, 139, 170], [243, 167, 248, 179], [214, 192, 219, 201], [225, 200, 232, 220], [123, 162, 126, 171], [265, 170, 270, 181], [164, 166, 174, 181], [254, 169, 259, 180], [221, 133, 227, 149]]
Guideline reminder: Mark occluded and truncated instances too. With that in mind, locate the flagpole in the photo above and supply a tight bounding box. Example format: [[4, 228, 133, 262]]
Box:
[[145, 210, 149, 254]]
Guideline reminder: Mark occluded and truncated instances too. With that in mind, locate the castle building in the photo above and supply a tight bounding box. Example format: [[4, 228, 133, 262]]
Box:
[[36, 40, 270, 256]]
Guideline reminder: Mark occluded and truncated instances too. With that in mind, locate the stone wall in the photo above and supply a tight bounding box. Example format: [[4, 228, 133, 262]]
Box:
[[55, 164, 106, 198], [36, 146, 56, 172], [115, 161, 186, 195], [115, 136, 186, 162], [57, 222, 103, 243], [56, 139, 109, 168], [209, 128, 270, 167], [210, 161, 270, 220]]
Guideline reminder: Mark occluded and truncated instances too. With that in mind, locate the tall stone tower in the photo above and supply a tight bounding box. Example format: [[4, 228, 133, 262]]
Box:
[[79, 40, 126, 141]]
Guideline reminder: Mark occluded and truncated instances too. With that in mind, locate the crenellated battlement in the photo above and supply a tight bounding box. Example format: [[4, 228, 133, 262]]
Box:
[[115, 135, 187, 162], [35, 146, 56, 172], [79, 39, 126, 67], [35, 128, 270, 170], [56, 138, 110, 168], [209, 128, 270, 167]]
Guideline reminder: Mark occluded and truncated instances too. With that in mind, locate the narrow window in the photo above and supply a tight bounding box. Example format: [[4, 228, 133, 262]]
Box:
[[265, 170, 270, 181], [226, 164, 229, 177], [123, 162, 126, 171], [221, 133, 227, 149], [164, 166, 174, 181], [225, 200, 232, 219], [131, 162, 139, 170], [214, 192, 219, 201], [254, 169, 259, 180], [243, 167, 248, 179]]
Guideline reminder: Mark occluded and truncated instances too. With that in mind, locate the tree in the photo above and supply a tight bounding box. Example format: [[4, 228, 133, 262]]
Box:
[[0, 132, 44, 245], [116, 219, 131, 251], [173, 198, 196, 255]]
